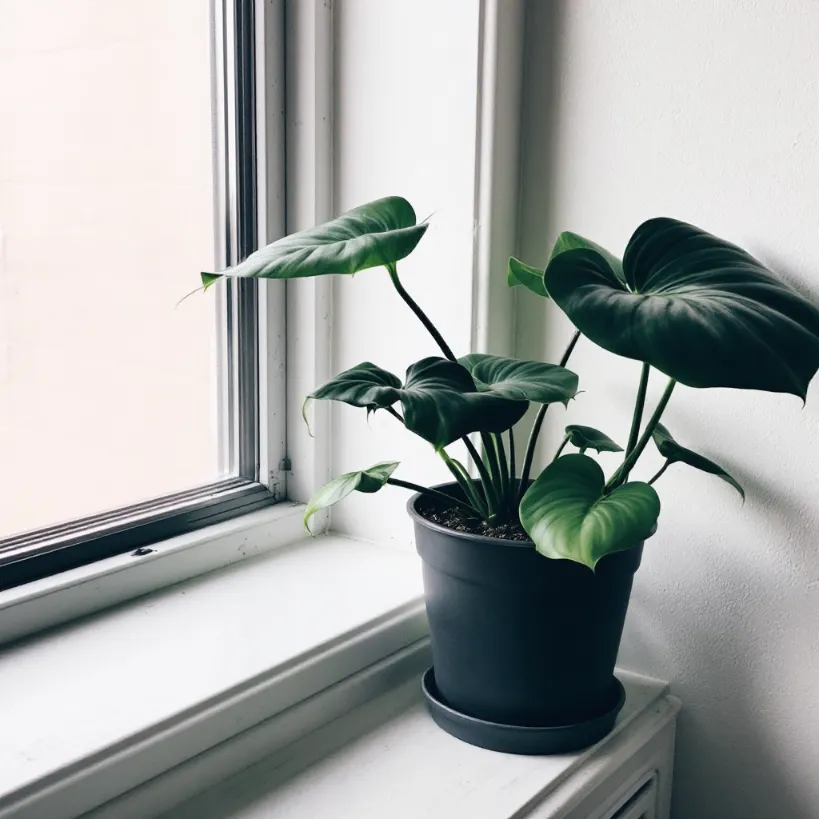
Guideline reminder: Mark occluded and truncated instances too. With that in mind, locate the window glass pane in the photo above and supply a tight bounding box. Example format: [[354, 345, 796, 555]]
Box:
[[0, 1, 223, 538]]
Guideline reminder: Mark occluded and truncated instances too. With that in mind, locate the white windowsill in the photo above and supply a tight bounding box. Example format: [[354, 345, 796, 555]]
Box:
[[0, 533, 426, 819], [0, 502, 308, 647], [163, 671, 679, 819]]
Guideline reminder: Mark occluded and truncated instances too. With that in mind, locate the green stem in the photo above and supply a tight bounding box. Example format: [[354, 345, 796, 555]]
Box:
[[462, 436, 501, 516], [625, 363, 650, 456], [492, 433, 511, 513], [385, 398, 489, 516], [517, 406, 547, 503], [558, 329, 582, 368], [387, 263, 456, 361], [516, 329, 582, 504], [606, 378, 677, 491], [480, 432, 506, 512], [552, 433, 570, 462], [440, 451, 489, 518], [386, 394, 492, 516], [386, 478, 478, 515], [507, 428, 516, 495], [648, 461, 672, 486]]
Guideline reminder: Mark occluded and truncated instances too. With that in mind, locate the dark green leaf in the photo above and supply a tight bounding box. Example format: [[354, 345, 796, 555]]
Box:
[[545, 218, 819, 399], [458, 354, 578, 405], [202, 196, 427, 288], [520, 453, 660, 569], [653, 423, 744, 500], [309, 362, 402, 411], [507, 257, 547, 297], [304, 461, 399, 533], [550, 231, 626, 285], [565, 424, 623, 453], [308, 357, 527, 449], [399, 358, 527, 448]]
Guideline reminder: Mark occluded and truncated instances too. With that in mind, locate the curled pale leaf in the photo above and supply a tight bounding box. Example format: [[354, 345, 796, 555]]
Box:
[[507, 257, 547, 297], [506, 232, 623, 298], [304, 461, 399, 533]]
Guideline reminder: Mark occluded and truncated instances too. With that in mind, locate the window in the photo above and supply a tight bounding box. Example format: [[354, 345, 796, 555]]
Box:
[[0, 0, 283, 590]]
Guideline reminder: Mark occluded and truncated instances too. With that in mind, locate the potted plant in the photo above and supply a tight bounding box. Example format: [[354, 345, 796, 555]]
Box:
[[201, 196, 819, 754]]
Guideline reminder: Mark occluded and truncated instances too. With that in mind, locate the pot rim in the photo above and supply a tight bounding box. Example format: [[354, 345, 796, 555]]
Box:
[[406, 481, 536, 549], [406, 481, 658, 549]]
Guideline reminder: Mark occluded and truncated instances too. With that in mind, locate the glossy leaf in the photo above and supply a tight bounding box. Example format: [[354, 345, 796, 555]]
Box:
[[399, 358, 528, 448], [309, 362, 402, 411], [308, 357, 527, 449], [304, 461, 399, 533], [506, 232, 624, 298], [653, 424, 744, 500], [520, 454, 660, 569], [565, 424, 623, 453], [507, 257, 547, 297], [202, 196, 427, 288], [458, 354, 578, 405], [545, 218, 819, 398]]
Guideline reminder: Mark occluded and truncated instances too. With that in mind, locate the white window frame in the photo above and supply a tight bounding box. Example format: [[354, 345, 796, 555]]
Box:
[[0, 0, 292, 597]]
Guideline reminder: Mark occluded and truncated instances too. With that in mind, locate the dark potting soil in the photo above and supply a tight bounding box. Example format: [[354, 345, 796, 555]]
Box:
[[416, 498, 532, 542]]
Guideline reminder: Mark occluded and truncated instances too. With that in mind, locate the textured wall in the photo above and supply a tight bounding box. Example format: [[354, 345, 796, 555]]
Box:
[[516, 2, 819, 818]]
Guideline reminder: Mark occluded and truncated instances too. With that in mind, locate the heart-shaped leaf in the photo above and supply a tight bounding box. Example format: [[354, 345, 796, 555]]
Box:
[[458, 354, 578, 405], [520, 453, 660, 569], [202, 196, 427, 288], [308, 357, 527, 449], [506, 232, 624, 298], [304, 461, 399, 533], [565, 424, 623, 453], [545, 218, 819, 398], [653, 424, 744, 500]]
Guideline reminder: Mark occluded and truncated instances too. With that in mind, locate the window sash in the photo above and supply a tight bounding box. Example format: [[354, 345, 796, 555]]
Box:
[[0, 0, 281, 592]]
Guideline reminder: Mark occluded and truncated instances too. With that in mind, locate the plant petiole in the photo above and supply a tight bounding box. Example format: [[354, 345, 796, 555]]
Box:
[[648, 460, 672, 486], [625, 363, 650, 456], [606, 378, 677, 491], [386, 263, 456, 361], [387, 478, 479, 516]]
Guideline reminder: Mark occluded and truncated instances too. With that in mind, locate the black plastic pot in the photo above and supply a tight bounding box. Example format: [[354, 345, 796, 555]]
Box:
[[409, 484, 646, 753]]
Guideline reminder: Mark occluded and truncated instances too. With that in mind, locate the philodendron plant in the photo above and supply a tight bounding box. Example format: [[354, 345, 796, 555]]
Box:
[[202, 196, 819, 569]]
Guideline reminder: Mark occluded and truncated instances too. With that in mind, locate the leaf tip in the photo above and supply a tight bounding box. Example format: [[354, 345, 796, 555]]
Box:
[[302, 397, 315, 438], [175, 285, 206, 308], [201, 272, 223, 291], [303, 512, 315, 535]]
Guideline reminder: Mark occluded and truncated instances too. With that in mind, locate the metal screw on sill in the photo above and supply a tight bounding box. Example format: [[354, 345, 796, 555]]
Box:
[[131, 547, 156, 557]]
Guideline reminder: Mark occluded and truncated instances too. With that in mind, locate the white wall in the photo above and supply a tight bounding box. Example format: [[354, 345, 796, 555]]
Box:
[[517, 2, 819, 818], [327, 0, 484, 544]]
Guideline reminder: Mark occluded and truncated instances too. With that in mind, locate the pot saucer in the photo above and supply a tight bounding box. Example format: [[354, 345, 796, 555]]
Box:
[[421, 667, 625, 755]]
